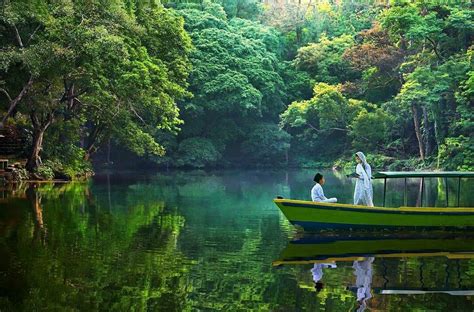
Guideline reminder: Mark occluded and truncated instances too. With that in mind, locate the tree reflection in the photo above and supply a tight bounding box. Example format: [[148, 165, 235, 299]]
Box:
[[25, 184, 46, 243], [0, 182, 191, 310], [2, 170, 474, 311]]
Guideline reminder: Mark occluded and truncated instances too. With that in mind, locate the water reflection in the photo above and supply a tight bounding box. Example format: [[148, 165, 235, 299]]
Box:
[[1, 170, 474, 311], [275, 232, 474, 311], [352, 257, 373, 312]]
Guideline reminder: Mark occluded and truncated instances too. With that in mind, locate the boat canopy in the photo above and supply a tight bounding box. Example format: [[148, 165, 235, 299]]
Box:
[[372, 171, 474, 207], [374, 171, 474, 179]]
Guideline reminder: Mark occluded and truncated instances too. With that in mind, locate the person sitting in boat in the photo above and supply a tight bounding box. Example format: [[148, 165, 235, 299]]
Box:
[[311, 173, 337, 203]]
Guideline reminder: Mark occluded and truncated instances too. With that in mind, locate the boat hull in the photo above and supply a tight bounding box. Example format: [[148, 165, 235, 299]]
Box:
[[274, 199, 474, 230]]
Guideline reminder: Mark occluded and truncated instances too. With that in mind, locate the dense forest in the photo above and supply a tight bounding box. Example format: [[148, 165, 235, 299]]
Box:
[[0, 0, 472, 179]]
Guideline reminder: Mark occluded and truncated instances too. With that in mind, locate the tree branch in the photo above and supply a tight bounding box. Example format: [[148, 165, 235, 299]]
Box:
[[26, 24, 42, 46], [130, 105, 146, 124], [327, 127, 350, 132], [1, 75, 34, 124], [307, 122, 319, 131], [13, 25, 24, 48], [426, 37, 443, 60], [307, 123, 349, 133], [0, 88, 12, 102]]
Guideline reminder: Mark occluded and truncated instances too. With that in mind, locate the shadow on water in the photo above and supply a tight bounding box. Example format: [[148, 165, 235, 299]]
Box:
[[0, 170, 473, 311]]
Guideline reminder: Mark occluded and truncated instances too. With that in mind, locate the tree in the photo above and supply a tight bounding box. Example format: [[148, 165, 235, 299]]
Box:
[[343, 22, 404, 102], [221, 0, 262, 20], [281, 83, 367, 160], [176, 137, 221, 168], [172, 2, 285, 166], [81, 5, 192, 161], [295, 34, 357, 84], [350, 106, 393, 152], [241, 123, 291, 166], [0, 1, 192, 175]]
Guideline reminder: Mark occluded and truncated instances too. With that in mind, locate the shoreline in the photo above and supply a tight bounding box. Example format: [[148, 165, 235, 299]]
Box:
[[0, 158, 459, 185]]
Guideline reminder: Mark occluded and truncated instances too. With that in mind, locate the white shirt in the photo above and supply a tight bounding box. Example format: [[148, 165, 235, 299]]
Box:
[[311, 183, 327, 202], [311, 263, 337, 283]]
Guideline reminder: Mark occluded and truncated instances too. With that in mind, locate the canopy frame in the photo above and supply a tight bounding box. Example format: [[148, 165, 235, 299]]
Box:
[[373, 172, 474, 208]]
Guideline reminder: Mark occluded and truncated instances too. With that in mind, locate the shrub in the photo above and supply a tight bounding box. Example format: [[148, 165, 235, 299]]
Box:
[[176, 137, 221, 168], [438, 136, 474, 171], [241, 124, 291, 166], [36, 162, 55, 180]]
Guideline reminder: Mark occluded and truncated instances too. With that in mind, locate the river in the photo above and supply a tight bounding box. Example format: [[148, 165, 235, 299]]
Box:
[[1, 169, 473, 311]]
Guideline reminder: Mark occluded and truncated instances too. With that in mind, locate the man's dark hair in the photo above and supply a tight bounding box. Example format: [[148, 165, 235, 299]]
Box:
[[313, 173, 323, 183], [315, 281, 324, 293]]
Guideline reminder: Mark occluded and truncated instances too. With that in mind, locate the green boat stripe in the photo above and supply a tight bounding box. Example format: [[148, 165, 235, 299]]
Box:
[[281, 202, 474, 216], [291, 221, 474, 230]]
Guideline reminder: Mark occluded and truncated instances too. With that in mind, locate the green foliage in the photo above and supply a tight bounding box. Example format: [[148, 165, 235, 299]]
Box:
[[281, 83, 369, 161], [380, 4, 442, 47], [350, 107, 393, 151], [279, 61, 314, 103], [170, 2, 286, 167], [0, 0, 192, 174], [295, 34, 357, 83], [0, 0, 472, 171], [438, 136, 474, 171], [222, 0, 262, 19], [41, 118, 91, 178], [281, 83, 362, 132], [36, 161, 55, 180], [241, 123, 291, 166], [176, 137, 221, 168]]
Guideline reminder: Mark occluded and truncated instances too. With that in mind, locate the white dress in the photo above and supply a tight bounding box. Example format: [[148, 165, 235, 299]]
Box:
[[354, 163, 373, 207], [311, 183, 337, 203]]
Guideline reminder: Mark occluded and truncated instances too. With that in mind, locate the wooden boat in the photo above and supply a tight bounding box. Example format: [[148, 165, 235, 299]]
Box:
[[274, 171, 474, 231]]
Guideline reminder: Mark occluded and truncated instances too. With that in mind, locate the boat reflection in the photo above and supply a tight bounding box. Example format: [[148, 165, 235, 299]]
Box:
[[274, 232, 474, 311]]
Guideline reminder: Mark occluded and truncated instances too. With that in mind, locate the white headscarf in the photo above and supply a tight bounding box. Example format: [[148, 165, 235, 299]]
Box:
[[356, 151, 372, 188]]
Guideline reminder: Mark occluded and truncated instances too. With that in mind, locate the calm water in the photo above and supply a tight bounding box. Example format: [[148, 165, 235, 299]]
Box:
[[1, 169, 474, 311]]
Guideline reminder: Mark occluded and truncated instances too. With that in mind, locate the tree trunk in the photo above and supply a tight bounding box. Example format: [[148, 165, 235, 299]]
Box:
[[106, 138, 111, 164], [1, 75, 34, 126], [27, 128, 46, 171], [83, 126, 101, 161], [422, 106, 431, 156], [84, 145, 96, 162], [411, 104, 425, 160], [296, 24, 304, 45]]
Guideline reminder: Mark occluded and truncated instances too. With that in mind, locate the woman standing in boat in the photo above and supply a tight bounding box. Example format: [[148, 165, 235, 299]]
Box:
[[353, 152, 374, 207]]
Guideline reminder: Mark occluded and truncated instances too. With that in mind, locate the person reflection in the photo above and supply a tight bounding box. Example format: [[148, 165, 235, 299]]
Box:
[[352, 257, 374, 312], [311, 262, 337, 293]]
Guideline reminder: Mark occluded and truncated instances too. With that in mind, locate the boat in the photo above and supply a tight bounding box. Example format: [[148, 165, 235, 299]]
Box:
[[274, 171, 474, 231]]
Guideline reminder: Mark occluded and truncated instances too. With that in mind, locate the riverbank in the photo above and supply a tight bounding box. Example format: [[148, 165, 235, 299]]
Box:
[[0, 153, 454, 185], [0, 157, 92, 185]]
